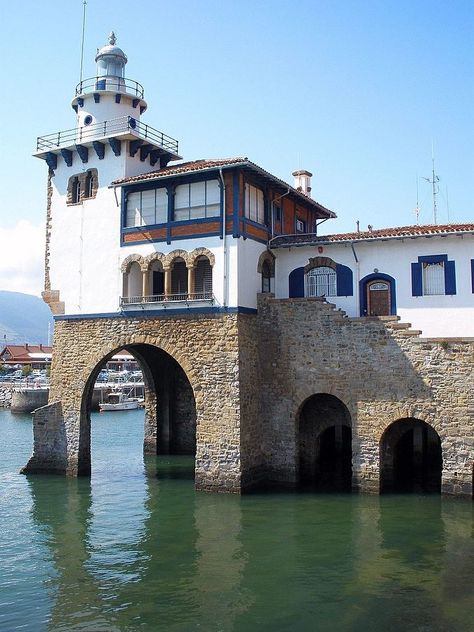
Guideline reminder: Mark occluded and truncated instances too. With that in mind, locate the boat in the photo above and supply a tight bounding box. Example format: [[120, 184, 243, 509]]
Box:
[[99, 389, 142, 411]]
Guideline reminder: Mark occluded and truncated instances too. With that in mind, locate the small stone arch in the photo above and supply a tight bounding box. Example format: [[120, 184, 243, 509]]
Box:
[[304, 256, 337, 274], [164, 249, 190, 268], [257, 250, 275, 275], [297, 393, 352, 491], [121, 254, 145, 274], [143, 251, 166, 272], [189, 247, 215, 268], [380, 417, 442, 494]]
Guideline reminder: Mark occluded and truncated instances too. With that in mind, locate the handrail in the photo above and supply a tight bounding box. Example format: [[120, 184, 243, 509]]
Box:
[[121, 292, 214, 306], [36, 115, 179, 154], [75, 76, 145, 98]]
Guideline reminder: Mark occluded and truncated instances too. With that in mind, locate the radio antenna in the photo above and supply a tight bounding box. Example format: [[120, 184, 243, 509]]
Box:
[[422, 142, 440, 224], [79, 1, 87, 83]]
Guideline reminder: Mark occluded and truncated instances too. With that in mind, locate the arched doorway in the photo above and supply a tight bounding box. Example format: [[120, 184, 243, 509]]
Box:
[[359, 273, 396, 316], [380, 418, 442, 494], [79, 344, 196, 475], [298, 394, 352, 492]]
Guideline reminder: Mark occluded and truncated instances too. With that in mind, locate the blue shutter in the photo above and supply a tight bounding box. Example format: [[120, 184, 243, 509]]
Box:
[[289, 267, 305, 297], [471, 260, 474, 293], [411, 262, 422, 296], [336, 264, 353, 296], [444, 260, 456, 295]]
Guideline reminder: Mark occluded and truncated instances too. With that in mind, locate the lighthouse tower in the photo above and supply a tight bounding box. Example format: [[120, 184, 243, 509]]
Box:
[[34, 34, 181, 316]]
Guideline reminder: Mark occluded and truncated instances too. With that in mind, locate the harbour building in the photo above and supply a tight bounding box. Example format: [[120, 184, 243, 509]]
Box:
[[25, 34, 474, 498]]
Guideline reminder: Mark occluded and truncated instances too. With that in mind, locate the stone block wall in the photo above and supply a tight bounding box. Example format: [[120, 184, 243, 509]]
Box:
[[24, 312, 253, 493], [256, 294, 474, 497]]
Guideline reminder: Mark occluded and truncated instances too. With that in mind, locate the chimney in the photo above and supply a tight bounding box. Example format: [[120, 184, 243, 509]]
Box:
[[292, 170, 313, 197], [25, 343, 29, 351], [40, 344, 43, 351]]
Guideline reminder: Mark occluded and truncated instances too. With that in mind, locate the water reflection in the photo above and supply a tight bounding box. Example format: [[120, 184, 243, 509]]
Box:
[[19, 408, 474, 632]]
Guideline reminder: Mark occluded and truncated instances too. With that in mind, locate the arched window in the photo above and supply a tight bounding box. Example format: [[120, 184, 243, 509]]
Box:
[[306, 266, 336, 297], [194, 256, 212, 298], [171, 258, 188, 298], [127, 261, 142, 300], [72, 177, 81, 204], [149, 260, 164, 298], [261, 260, 272, 293], [84, 171, 94, 199]]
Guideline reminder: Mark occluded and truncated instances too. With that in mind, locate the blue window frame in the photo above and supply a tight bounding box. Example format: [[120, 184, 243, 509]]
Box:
[[411, 254, 456, 296]]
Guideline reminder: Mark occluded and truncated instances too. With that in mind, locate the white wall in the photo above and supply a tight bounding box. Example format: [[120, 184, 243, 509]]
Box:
[[273, 235, 474, 337], [237, 239, 268, 309]]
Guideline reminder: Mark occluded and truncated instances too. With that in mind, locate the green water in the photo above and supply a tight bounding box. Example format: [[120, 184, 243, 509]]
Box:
[[0, 409, 473, 632]]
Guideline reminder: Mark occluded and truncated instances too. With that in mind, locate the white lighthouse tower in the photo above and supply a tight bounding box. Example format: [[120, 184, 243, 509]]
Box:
[[34, 34, 181, 316]]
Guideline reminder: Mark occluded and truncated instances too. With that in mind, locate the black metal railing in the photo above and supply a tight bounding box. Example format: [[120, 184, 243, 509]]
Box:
[[120, 292, 214, 307], [75, 76, 145, 98], [36, 116, 179, 154]]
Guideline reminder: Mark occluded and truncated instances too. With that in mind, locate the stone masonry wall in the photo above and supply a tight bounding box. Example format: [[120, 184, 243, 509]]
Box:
[[24, 312, 250, 493], [256, 295, 474, 497]]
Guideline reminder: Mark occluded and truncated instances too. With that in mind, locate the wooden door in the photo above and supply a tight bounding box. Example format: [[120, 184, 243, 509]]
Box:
[[367, 280, 390, 316]]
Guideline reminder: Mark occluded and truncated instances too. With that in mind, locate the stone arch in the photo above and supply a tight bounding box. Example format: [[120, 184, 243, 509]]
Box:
[[296, 393, 352, 491], [143, 251, 166, 272], [79, 339, 200, 475], [257, 250, 275, 275], [121, 254, 145, 274], [380, 418, 442, 494], [189, 247, 215, 268], [304, 256, 337, 274], [164, 249, 190, 268]]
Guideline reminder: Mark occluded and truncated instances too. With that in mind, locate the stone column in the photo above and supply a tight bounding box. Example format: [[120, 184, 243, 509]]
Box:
[[187, 265, 195, 298], [142, 269, 149, 299], [164, 266, 171, 297]]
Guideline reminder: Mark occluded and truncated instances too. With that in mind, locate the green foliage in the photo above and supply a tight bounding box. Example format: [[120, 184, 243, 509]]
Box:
[[22, 365, 32, 376]]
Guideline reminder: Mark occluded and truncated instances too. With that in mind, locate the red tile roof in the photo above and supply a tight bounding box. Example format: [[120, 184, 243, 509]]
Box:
[[113, 158, 248, 184], [0, 345, 52, 364], [270, 223, 474, 247], [111, 157, 336, 218]]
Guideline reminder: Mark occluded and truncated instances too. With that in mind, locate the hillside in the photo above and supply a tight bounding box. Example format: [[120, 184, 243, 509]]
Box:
[[0, 291, 53, 345]]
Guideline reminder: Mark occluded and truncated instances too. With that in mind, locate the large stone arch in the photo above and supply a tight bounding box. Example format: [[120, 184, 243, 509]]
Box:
[[23, 313, 245, 493], [296, 393, 353, 491], [379, 417, 442, 494]]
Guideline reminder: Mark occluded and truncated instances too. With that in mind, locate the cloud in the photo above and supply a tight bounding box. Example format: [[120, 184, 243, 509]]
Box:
[[0, 220, 45, 296]]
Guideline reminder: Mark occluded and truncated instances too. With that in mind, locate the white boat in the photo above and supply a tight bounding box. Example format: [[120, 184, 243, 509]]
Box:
[[99, 389, 141, 411]]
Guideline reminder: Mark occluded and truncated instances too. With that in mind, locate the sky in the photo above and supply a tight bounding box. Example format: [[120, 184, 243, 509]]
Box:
[[0, 0, 472, 296]]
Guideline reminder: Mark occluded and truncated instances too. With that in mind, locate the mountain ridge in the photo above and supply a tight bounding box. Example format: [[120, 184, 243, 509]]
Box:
[[0, 291, 53, 345]]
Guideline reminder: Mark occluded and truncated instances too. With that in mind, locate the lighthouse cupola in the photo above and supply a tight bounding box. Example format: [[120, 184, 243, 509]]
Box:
[[71, 32, 147, 127], [95, 31, 127, 80]]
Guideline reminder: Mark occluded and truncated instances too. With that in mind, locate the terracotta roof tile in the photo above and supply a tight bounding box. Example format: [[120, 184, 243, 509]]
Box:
[[111, 157, 336, 219], [112, 158, 248, 185], [270, 223, 474, 247]]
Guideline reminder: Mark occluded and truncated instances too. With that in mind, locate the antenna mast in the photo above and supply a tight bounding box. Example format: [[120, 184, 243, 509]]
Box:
[[423, 143, 440, 224], [79, 1, 87, 83], [414, 173, 420, 224]]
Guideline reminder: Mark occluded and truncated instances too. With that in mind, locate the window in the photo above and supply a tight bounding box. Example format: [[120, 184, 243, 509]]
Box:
[[423, 262, 445, 295], [67, 169, 98, 206], [84, 171, 93, 199], [411, 255, 456, 296], [296, 218, 306, 233], [244, 183, 265, 224], [72, 178, 81, 204], [306, 266, 336, 297], [174, 180, 220, 221], [125, 188, 168, 227], [261, 260, 272, 293], [194, 256, 213, 298]]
